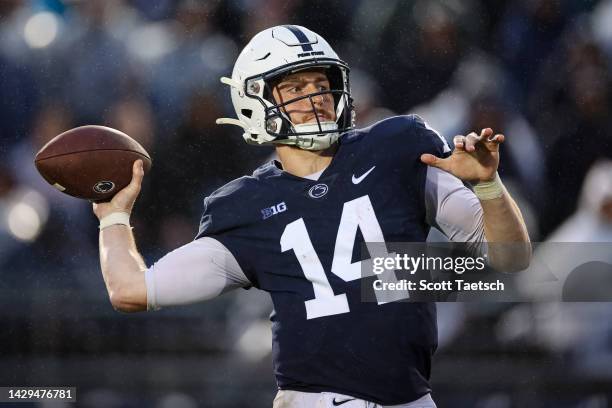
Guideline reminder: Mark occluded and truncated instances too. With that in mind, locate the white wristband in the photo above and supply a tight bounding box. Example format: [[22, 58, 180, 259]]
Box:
[[99, 212, 131, 230], [472, 173, 505, 200]]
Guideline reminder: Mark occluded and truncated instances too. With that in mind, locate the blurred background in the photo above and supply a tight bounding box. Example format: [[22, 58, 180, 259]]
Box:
[[1, 0, 612, 406]]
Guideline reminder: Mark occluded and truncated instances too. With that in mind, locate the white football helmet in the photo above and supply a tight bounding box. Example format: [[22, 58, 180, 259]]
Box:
[[216, 25, 355, 150]]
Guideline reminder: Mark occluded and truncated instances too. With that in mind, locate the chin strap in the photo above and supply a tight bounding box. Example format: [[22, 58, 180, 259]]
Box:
[[275, 122, 340, 150]]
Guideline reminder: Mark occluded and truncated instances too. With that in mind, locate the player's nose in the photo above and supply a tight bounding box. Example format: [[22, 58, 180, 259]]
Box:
[[307, 86, 330, 106]]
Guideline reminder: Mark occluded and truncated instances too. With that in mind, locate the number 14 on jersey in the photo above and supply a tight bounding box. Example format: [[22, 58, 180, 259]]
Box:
[[281, 195, 410, 319]]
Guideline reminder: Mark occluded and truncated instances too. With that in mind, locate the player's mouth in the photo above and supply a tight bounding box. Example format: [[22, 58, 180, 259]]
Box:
[[306, 112, 334, 123]]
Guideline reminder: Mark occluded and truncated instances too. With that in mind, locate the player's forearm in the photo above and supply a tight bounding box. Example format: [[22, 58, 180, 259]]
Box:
[[480, 191, 531, 272], [99, 225, 148, 312]]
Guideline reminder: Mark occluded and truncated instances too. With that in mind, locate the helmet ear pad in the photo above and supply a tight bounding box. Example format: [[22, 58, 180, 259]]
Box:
[[326, 66, 344, 109], [325, 65, 354, 129]]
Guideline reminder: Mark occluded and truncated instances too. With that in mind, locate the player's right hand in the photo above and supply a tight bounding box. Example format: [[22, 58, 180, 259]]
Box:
[[92, 160, 144, 221]]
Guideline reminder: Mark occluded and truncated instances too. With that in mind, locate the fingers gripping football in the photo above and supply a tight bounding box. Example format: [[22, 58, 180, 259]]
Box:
[[93, 160, 144, 220]]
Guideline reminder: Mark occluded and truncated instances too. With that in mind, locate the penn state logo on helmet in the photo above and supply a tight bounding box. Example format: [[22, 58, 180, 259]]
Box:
[[216, 25, 355, 151]]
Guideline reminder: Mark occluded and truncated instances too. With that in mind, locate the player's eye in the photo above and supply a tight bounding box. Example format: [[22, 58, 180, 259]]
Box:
[[287, 86, 301, 94]]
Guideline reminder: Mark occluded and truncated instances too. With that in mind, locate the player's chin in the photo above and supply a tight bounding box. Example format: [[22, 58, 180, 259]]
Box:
[[304, 116, 335, 125]]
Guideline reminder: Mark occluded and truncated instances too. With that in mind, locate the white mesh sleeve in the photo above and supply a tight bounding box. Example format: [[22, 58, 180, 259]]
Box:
[[424, 166, 487, 256], [145, 237, 250, 310]]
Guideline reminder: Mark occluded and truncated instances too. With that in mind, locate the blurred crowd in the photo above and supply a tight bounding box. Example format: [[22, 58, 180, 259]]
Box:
[[1, 0, 612, 407]]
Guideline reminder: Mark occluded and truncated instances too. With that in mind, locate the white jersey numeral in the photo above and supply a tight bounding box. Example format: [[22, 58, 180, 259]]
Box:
[[331, 195, 386, 281], [280, 218, 350, 319], [281, 195, 408, 319]]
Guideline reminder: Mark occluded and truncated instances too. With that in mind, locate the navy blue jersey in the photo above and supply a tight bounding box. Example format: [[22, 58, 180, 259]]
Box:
[[196, 115, 450, 404]]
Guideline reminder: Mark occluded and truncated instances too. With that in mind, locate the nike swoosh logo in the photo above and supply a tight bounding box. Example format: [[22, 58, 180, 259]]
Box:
[[352, 165, 376, 184], [332, 398, 356, 406]]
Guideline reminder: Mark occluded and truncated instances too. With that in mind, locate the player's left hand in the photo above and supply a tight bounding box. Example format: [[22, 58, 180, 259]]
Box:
[[420, 128, 504, 183]]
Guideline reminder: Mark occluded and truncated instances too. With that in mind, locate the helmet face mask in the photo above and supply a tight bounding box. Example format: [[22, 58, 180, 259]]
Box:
[[260, 65, 353, 146], [217, 26, 355, 151]]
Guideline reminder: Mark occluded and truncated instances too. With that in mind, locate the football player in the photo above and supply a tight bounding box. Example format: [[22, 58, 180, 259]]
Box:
[[93, 25, 531, 407]]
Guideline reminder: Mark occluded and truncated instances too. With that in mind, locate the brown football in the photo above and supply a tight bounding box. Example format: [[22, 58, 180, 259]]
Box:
[[34, 125, 152, 201]]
